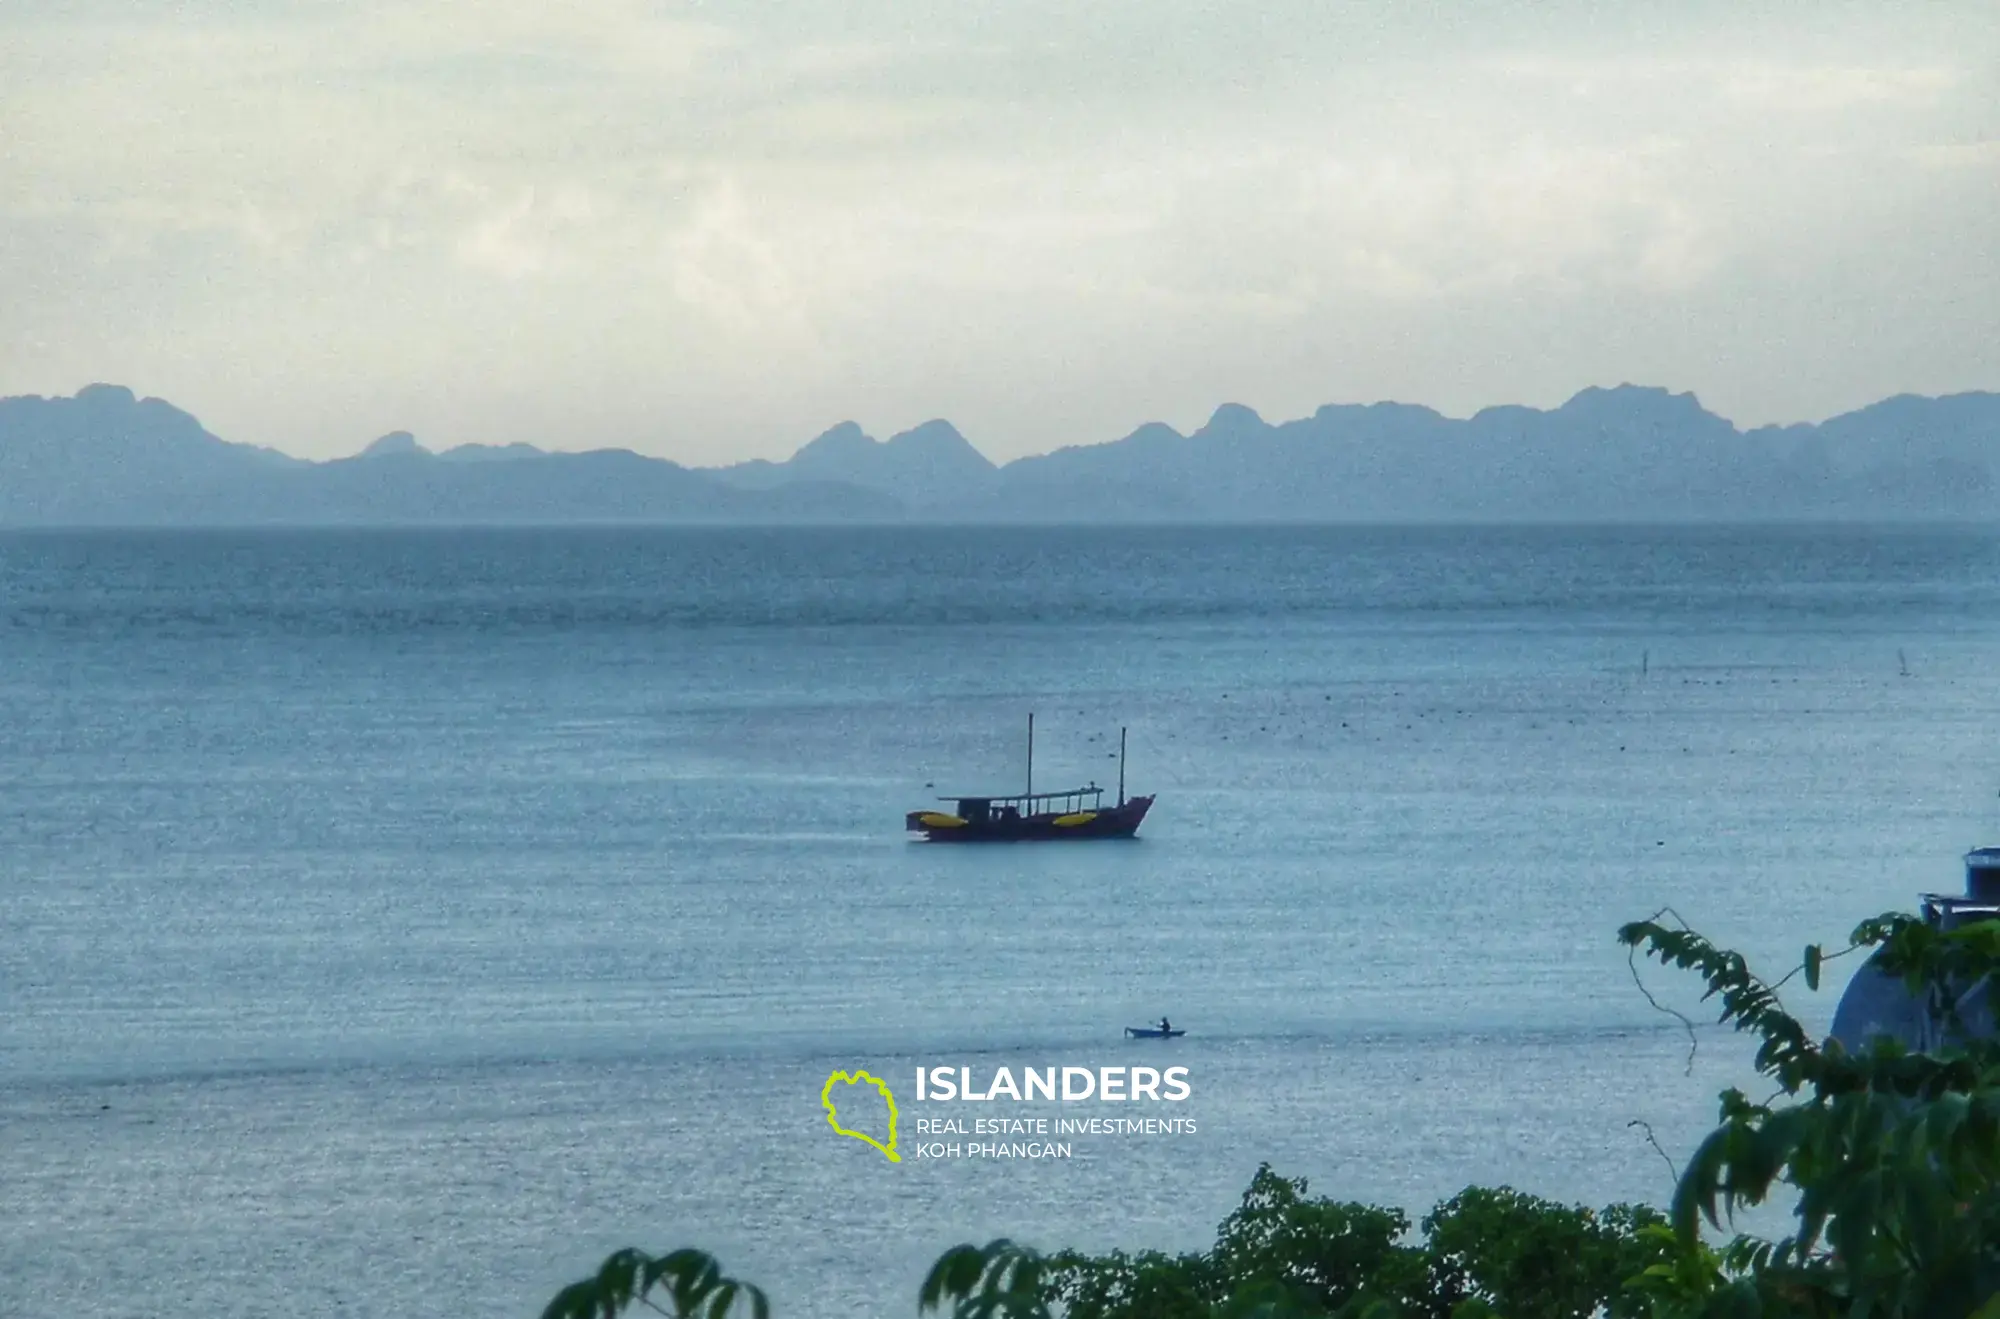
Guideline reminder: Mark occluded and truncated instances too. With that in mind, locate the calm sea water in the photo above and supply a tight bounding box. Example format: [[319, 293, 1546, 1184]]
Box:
[[5, 525, 2000, 1318]]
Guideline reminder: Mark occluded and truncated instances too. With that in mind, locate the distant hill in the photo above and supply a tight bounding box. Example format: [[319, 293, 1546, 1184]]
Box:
[[0, 386, 900, 526], [715, 418, 996, 509], [1, 381, 1996, 525], [956, 386, 2000, 522]]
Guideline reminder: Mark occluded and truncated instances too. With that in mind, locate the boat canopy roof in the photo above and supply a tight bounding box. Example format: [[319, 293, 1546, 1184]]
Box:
[[940, 785, 1103, 805]]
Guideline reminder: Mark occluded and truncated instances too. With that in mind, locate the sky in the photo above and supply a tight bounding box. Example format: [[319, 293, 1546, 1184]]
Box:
[[2, 0, 1997, 465]]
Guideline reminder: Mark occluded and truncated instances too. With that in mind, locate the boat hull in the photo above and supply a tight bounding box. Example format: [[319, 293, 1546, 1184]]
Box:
[[1124, 1027, 1185, 1038], [908, 795, 1154, 842]]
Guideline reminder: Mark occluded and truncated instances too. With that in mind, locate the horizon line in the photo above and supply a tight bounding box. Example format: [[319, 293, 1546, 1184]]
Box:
[[2, 516, 1994, 535]]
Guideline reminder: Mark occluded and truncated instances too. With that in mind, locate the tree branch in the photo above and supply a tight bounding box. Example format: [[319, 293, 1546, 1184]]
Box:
[[1627, 1118, 1681, 1186], [1628, 906, 1701, 1075]]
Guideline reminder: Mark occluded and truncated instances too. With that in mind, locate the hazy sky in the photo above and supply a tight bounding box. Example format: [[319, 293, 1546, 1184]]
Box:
[[3, 0, 1996, 464]]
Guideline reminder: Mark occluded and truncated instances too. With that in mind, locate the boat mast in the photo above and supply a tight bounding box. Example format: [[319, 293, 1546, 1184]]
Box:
[[1118, 726, 1126, 806], [1026, 711, 1033, 801]]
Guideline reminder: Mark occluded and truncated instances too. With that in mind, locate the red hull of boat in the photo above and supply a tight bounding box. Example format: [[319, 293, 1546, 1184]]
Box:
[[908, 795, 1153, 842]]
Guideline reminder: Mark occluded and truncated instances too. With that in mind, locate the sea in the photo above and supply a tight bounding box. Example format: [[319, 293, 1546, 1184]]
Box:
[[4, 524, 1998, 1318]]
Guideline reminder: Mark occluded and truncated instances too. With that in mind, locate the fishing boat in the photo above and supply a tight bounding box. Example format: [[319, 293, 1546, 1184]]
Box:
[[906, 714, 1154, 842], [1124, 1026, 1185, 1039]]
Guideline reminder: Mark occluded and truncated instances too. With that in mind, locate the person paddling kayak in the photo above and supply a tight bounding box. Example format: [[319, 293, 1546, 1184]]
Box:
[[1159, 1016, 1171, 1034]]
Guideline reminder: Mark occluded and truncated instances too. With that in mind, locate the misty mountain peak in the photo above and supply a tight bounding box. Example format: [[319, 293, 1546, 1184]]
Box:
[[361, 431, 427, 458], [793, 421, 874, 462], [76, 383, 138, 409], [892, 418, 960, 443], [1560, 383, 1714, 422], [1124, 421, 1187, 445], [741, 415, 992, 506], [885, 419, 993, 468], [42, 382, 220, 457], [1204, 403, 1266, 431]]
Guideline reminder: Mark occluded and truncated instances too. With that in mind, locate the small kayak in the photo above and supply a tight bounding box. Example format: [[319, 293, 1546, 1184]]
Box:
[[1124, 1027, 1185, 1038]]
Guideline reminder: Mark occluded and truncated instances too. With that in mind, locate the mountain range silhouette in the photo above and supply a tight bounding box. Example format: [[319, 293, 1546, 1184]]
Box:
[[2, 381, 1995, 525]]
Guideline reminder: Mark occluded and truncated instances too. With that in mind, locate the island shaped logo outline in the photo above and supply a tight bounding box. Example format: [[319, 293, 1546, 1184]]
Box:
[[822, 1068, 900, 1162]]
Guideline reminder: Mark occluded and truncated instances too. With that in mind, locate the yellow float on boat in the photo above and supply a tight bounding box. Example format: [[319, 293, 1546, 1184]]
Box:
[[1052, 812, 1098, 827], [917, 812, 967, 829]]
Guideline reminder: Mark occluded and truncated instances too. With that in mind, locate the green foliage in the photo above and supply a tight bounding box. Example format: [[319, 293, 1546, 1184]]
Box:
[[1207, 1166, 1426, 1314], [932, 1168, 1663, 1319], [921, 1240, 1053, 1319], [1422, 1188, 1667, 1318], [1022, 1165, 1427, 1318], [540, 1247, 769, 1319], [1036, 1246, 1216, 1319], [546, 907, 2000, 1319], [1619, 911, 2000, 1317]]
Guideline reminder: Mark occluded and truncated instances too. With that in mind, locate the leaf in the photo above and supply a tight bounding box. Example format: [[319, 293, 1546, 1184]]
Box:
[[922, 1245, 992, 1312]]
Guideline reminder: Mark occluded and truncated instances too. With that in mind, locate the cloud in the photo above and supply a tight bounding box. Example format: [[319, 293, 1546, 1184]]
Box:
[[1485, 54, 1959, 108], [453, 185, 606, 280], [1720, 64, 1958, 112], [1, 0, 1995, 460], [1911, 140, 2000, 170]]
